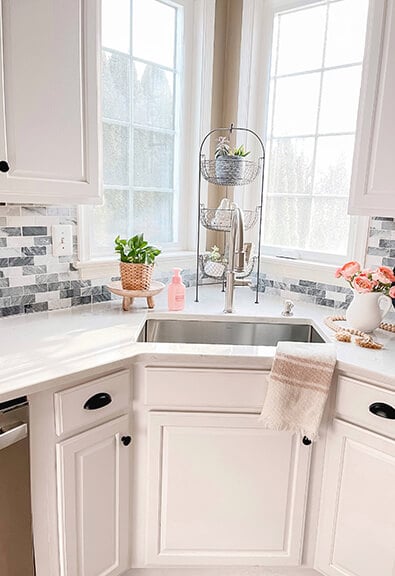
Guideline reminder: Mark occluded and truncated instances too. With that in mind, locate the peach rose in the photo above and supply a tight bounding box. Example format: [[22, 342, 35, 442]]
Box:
[[352, 275, 376, 293], [372, 266, 395, 284], [372, 271, 391, 284], [389, 286, 395, 299], [335, 261, 361, 280]]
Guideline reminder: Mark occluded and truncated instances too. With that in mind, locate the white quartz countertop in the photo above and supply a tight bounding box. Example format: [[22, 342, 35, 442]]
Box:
[[0, 285, 394, 401]]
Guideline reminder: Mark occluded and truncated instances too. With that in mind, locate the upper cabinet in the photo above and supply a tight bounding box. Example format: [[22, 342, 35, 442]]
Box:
[[349, 0, 395, 216], [0, 0, 102, 204]]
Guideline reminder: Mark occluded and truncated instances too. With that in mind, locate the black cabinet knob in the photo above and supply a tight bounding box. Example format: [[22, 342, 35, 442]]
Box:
[[0, 161, 9, 173], [302, 436, 312, 445], [369, 402, 395, 419], [121, 435, 132, 446], [83, 392, 112, 410]]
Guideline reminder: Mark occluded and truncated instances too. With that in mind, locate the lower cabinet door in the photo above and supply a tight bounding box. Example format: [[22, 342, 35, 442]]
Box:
[[56, 416, 130, 576], [316, 419, 395, 576], [146, 411, 311, 566]]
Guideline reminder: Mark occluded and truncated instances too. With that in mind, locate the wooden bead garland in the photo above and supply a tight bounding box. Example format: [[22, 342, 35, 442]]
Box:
[[324, 315, 395, 350]]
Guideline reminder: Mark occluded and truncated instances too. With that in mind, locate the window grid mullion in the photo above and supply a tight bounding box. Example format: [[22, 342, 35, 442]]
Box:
[[272, 131, 356, 139], [271, 60, 363, 81], [306, 0, 331, 252], [129, 0, 135, 238], [264, 13, 282, 223]]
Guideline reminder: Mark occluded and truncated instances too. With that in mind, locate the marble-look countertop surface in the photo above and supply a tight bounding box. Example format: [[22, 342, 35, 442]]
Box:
[[0, 285, 394, 401]]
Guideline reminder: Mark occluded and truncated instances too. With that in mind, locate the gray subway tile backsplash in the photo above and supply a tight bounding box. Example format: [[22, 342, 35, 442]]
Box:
[[0, 205, 393, 317], [22, 226, 47, 236]]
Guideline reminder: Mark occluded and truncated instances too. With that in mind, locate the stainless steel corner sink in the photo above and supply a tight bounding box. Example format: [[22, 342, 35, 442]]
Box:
[[142, 319, 324, 346]]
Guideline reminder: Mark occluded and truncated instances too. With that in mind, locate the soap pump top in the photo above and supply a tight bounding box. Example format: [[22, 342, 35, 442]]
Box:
[[168, 268, 185, 311], [171, 267, 182, 283]]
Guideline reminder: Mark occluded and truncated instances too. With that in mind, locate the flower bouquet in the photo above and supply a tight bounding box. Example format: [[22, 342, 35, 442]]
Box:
[[335, 261, 395, 332]]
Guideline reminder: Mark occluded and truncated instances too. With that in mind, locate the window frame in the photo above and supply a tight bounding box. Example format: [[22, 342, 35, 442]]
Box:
[[77, 0, 215, 276], [236, 0, 370, 282]]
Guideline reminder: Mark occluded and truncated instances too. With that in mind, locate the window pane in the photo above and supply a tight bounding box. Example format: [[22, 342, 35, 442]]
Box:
[[134, 62, 174, 129], [103, 51, 130, 121], [308, 198, 350, 254], [103, 124, 129, 186], [91, 189, 130, 257], [102, 0, 130, 53], [264, 196, 311, 249], [318, 67, 362, 133], [133, 129, 174, 188], [268, 138, 314, 195], [132, 0, 176, 68], [276, 5, 326, 75], [325, 0, 369, 67], [313, 135, 354, 196], [133, 191, 174, 243], [272, 74, 320, 136]]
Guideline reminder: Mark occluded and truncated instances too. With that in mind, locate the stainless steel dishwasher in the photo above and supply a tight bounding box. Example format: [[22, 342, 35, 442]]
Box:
[[0, 396, 35, 575]]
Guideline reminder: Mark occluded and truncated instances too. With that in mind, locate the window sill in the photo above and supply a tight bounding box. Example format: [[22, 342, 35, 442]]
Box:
[[75, 251, 342, 288], [75, 251, 197, 280], [259, 255, 343, 287]]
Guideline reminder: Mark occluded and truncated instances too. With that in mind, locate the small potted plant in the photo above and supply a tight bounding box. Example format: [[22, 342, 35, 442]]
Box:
[[204, 245, 227, 278], [214, 137, 250, 184], [115, 233, 161, 291]]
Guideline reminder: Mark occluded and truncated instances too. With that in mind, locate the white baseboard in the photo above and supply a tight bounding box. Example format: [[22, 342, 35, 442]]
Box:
[[124, 567, 322, 576]]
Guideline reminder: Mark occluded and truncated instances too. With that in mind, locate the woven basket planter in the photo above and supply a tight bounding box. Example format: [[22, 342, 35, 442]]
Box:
[[120, 262, 154, 291]]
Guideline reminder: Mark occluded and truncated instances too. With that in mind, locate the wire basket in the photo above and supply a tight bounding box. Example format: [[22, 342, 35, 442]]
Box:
[[201, 155, 262, 186], [199, 254, 226, 279], [200, 205, 260, 232]]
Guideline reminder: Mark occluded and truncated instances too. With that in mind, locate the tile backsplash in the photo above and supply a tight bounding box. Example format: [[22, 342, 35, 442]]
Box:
[[0, 204, 112, 316], [255, 216, 395, 310], [0, 205, 394, 317]]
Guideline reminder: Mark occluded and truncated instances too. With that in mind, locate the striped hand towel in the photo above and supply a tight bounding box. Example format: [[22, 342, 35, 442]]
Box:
[[259, 341, 337, 441]]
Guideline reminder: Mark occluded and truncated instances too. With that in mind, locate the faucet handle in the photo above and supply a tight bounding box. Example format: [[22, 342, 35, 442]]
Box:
[[282, 299, 294, 317]]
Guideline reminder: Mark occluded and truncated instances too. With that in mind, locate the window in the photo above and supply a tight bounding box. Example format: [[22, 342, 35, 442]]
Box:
[[94, 0, 182, 258], [257, 0, 369, 264], [83, 0, 194, 262]]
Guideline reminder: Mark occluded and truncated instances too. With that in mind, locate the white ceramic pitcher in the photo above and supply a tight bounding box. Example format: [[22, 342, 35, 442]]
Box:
[[345, 291, 392, 333]]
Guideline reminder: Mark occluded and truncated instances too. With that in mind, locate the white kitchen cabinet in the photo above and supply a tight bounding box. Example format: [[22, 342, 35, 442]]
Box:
[[56, 415, 131, 576], [0, 0, 101, 204], [146, 411, 311, 566], [316, 419, 395, 576], [349, 0, 395, 216]]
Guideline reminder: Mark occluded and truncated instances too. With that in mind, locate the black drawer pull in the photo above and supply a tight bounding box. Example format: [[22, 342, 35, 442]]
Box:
[[302, 436, 312, 446], [0, 161, 9, 173], [121, 435, 132, 446], [369, 402, 395, 420], [83, 392, 112, 410]]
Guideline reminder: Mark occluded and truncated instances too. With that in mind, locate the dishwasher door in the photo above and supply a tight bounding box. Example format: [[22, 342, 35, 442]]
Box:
[[0, 397, 35, 576]]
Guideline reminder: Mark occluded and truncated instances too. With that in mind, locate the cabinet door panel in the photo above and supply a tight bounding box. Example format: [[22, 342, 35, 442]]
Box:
[[56, 416, 130, 576], [316, 420, 395, 576], [146, 412, 311, 566], [0, 0, 101, 203], [349, 0, 395, 215]]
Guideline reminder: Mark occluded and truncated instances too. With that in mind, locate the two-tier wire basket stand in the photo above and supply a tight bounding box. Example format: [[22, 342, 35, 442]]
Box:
[[195, 124, 266, 304]]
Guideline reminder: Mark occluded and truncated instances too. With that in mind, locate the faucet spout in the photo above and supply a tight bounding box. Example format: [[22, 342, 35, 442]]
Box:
[[228, 207, 245, 272], [224, 205, 249, 313]]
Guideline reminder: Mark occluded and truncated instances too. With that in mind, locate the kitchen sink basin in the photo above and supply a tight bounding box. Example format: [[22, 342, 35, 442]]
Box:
[[142, 319, 324, 346]]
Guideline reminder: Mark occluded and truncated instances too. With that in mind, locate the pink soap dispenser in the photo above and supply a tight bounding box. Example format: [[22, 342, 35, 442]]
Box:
[[168, 268, 185, 311]]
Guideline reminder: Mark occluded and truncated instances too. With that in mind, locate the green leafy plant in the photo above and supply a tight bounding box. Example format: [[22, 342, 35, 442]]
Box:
[[214, 137, 250, 159], [115, 234, 161, 265], [206, 245, 226, 264]]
